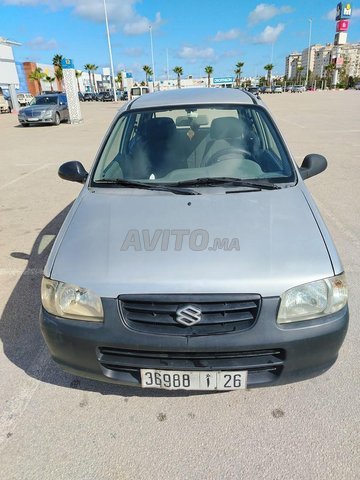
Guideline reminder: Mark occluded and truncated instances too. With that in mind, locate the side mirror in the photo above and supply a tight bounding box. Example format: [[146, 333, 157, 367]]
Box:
[[58, 161, 88, 183], [299, 154, 327, 180]]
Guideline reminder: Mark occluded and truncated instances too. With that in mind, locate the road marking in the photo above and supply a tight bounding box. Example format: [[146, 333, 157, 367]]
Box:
[[0, 164, 52, 191]]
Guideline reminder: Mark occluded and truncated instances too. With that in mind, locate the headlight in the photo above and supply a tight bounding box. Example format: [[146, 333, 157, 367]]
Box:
[[43, 110, 53, 118], [41, 277, 103, 322], [277, 273, 348, 324]]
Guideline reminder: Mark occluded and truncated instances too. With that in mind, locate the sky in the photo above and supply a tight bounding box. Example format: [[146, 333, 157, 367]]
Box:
[[1, 0, 360, 81]]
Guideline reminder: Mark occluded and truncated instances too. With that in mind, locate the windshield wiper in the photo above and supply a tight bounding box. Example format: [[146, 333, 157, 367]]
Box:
[[170, 177, 280, 190], [94, 178, 201, 195]]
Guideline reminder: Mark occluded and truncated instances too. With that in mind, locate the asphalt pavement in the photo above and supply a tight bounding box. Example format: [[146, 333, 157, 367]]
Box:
[[0, 92, 359, 480]]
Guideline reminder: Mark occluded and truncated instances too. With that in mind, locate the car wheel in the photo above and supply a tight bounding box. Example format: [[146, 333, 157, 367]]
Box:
[[54, 113, 61, 126]]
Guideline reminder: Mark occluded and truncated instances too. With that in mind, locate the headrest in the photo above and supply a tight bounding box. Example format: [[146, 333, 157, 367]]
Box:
[[146, 117, 176, 140], [210, 117, 247, 140]]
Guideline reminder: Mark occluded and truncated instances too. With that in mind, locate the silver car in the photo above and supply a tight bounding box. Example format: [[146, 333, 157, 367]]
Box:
[[41, 88, 348, 391], [18, 93, 69, 127]]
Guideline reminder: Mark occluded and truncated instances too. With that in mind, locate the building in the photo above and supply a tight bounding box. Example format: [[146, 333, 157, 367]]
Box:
[[285, 53, 302, 80], [0, 37, 20, 92]]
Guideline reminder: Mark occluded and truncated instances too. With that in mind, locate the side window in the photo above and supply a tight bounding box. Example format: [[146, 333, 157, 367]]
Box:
[[93, 115, 128, 180]]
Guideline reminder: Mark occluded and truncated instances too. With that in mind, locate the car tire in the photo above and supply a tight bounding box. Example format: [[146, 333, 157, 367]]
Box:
[[54, 113, 61, 126]]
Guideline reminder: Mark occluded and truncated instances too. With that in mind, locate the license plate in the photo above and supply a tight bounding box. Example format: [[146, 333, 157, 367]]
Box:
[[141, 369, 247, 390], [28, 118, 39, 121]]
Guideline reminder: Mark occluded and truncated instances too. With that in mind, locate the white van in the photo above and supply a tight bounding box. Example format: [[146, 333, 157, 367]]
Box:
[[17, 93, 33, 106], [130, 86, 150, 100]]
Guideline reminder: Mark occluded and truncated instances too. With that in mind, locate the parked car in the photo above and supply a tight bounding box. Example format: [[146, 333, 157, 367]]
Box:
[[82, 92, 94, 101], [97, 91, 114, 102], [119, 90, 128, 101], [354, 83, 360, 90], [292, 85, 305, 93], [247, 86, 260, 95], [17, 92, 33, 106], [41, 88, 348, 391], [260, 86, 272, 94], [0, 93, 11, 113], [18, 93, 69, 127], [130, 86, 150, 99], [272, 85, 283, 93]]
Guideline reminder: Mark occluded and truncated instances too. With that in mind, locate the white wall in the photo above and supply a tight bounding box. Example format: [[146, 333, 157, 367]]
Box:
[[0, 44, 19, 86]]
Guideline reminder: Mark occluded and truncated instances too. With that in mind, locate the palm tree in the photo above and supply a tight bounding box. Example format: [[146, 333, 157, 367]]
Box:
[[54, 68, 63, 91], [84, 64, 93, 92], [235, 61, 244, 88], [296, 66, 304, 84], [173, 66, 183, 89], [45, 75, 56, 92], [264, 64, 274, 86], [53, 54, 64, 91], [91, 65, 98, 93], [75, 70, 82, 92], [116, 72, 123, 90], [324, 63, 336, 88], [204, 66, 213, 88], [28, 67, 44, 94], [142, 65, 153, 86]]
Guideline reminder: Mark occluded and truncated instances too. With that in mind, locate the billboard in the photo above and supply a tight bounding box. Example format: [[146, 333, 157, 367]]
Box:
[[334, 32, 348, 45], [336, 19, 349, 31], [213, 77, 234, 84], [336, 3, 352, 20]]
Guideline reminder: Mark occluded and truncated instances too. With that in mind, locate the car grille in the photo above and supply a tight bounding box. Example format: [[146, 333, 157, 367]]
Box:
[[119, 294, 261, 336], [97, 347, 285, 387]]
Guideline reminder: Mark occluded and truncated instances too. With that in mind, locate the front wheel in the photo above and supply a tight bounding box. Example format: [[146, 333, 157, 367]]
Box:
[[54, 113, 61, 126]]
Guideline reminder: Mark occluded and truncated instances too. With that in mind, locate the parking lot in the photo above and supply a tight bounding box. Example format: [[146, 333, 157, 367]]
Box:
[[0, 92, 359, 479]]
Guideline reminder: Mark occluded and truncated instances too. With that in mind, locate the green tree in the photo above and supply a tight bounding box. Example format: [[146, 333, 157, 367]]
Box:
[[296, 66, 304, 84], [142, 65, 153, 86], [75, 70, 82, 92], [173, 66, 183, 89], [264, 64, 274, 86], [234, 61, 244, 88], [204, 65, 213, 88], [91, 65, 98, 93], [324, 63, 335, 88], [45, 75, 56, 92], [116, 71, 123, 89], [84, 64, 94, 92], [53, 54, 64, 91], [28, 67, 44, 94]]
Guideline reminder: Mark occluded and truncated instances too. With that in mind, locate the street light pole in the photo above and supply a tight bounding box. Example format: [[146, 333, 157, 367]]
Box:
[[149, 25, 156, 90], [305, 18, 312, 87], [103, 0, 117, 102]]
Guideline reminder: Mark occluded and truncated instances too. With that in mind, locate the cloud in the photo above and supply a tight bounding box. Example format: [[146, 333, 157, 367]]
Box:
[[248, 3, 293, 25], [26, 36, 58, 50], [2, 0, 163, 35], [324, 7, 360, 20], [213, 29, 241, 42], [177, 46, 217, 64], [324, 8, 336, 21], [253, 23, 285, 44]]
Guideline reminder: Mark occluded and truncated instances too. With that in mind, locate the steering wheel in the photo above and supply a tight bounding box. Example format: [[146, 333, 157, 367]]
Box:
[[203, 147, 251, 167]]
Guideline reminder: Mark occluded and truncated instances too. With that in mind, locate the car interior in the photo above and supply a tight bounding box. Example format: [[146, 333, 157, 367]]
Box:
[[94, 105, 294, 184]]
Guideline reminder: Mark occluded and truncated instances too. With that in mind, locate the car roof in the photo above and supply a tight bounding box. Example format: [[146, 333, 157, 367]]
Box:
[[128, 87, 257, 110]]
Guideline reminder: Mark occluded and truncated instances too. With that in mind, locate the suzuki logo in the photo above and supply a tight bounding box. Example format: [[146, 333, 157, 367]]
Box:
[[176, 305, 202, 326]]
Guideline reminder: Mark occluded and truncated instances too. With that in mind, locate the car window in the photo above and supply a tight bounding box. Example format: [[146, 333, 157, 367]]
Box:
[[92, 105, 295, 184]]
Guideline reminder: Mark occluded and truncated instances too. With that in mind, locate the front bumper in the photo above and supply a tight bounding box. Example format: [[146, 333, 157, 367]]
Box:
[[18, 116, 54, 124], [40, 298, 349, 389]]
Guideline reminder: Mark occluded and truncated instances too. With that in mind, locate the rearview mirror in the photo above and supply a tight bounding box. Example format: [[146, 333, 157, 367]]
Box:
[[58, 161, 88, 183], [299, 154, 327, 180]]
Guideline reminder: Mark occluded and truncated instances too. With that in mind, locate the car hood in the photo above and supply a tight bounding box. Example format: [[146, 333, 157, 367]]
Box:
[[49, 186, 334, 297], [20, 105, 56, 112]]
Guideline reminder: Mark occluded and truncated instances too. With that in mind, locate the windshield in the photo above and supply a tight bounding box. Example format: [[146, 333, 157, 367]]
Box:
[[31, 96, 58, 105], [92, 104, 295, 186]]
